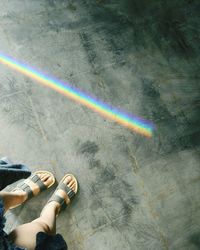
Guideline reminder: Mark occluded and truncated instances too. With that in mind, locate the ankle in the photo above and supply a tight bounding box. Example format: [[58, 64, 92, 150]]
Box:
[[41, 201, 60, 216]]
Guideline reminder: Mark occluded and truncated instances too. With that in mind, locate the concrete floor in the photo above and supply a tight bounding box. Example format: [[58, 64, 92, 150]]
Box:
[[0, 0, 200, 249]]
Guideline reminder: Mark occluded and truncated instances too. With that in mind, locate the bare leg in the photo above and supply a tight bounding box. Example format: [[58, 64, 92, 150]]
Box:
[[0, 191, 26, 213], [33, 201, 59, 234], [8, 176, 76, 250], [8, 202, 58, 250]]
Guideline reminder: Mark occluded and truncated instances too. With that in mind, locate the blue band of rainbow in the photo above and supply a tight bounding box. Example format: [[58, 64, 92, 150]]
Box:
[[0, 53, 154, 137]]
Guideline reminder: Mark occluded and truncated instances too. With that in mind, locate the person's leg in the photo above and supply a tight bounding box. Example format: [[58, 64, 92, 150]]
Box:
[[8, 201, 58, 250], [0, 191, 26, 213], [8, 176, 76, 250]]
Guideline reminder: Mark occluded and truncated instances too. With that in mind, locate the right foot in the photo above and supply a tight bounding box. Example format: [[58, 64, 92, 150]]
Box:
[[43, 175, 77, 215]]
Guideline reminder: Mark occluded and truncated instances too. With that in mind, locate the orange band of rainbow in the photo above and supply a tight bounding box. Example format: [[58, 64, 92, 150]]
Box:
[[0, 53, 154, 137]]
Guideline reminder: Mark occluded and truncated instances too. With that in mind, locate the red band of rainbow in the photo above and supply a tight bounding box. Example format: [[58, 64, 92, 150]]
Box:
[[0, 53, 154, 137]]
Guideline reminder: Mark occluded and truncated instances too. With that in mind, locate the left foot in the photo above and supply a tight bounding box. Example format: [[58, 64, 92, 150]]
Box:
[[11, 172, 55, 207]]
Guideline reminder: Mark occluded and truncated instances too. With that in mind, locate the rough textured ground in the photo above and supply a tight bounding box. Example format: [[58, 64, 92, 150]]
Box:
[[0, 0, 200, 249]]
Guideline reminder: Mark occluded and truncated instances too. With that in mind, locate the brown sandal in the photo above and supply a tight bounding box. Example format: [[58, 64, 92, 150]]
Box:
[[47, 174, 78, 214], [11, 171, 55, 209]]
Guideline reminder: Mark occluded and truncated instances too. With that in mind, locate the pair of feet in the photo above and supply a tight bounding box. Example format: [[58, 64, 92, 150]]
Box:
[[11, 173, 77, 215]]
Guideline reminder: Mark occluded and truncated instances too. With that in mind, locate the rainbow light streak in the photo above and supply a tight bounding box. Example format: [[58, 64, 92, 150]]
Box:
[[0, 53, 154, 137]]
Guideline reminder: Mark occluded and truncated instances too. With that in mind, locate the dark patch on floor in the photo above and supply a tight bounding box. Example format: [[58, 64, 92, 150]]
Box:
[[141, 78, 175, 122], [100, 167, 116, 182], [140, 78, 200, 155], [79, 32, 97, 70], [89, 158, 101, 169], [78, 141, 99, 155], [89, 161, 139, 221], [190, 232, 200, 249], [82, 0, 200, 60]]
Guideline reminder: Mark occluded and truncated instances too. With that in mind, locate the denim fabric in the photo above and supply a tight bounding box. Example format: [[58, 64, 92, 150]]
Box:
[[0, 158, 31, 190], [0, 197, 27, 250], [35, 232, 68, 250]]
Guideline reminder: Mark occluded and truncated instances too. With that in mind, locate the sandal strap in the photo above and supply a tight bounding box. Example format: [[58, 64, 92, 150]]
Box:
[[48, 194, 67, 210], [30, 174, 47, 192], [15, 174, 47, 199], [47, 182, 75, 208], [59, 183, 75, 199], [15, 182, 33, 199]]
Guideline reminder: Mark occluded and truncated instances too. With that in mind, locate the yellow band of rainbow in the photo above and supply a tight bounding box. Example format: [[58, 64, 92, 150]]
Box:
[[0, 53, 154, 137]]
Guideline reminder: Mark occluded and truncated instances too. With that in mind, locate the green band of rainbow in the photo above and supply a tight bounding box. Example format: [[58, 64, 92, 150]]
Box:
[[0, 53, 154, 137]]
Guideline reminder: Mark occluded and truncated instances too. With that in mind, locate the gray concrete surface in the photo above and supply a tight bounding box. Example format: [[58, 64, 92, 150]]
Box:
[[0, 0, 200, 249]]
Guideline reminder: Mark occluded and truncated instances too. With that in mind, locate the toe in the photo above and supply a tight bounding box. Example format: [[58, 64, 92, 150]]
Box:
[[44, 176, 53, 186], [71, 183, 76, 192], [42, 173, 50, 181], [39, 173, 47, 181], [39, 173, 52, 183], [64, 176, 72, 185], [67, 176, 72, 183], [68, 181, 74, 188]]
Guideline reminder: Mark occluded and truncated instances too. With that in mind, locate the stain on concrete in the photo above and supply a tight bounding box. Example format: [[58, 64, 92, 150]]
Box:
[[100, 167, 116, 182], [141, 78, 173, 122], [79, 32, 97, 70], [140, 77, 200, 154], [89, 158, 101, 169], [133, 223, 169, 250], [67, 2, 77, 11], [190, 232, 200, 249], [78, 141, 99, 155]]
